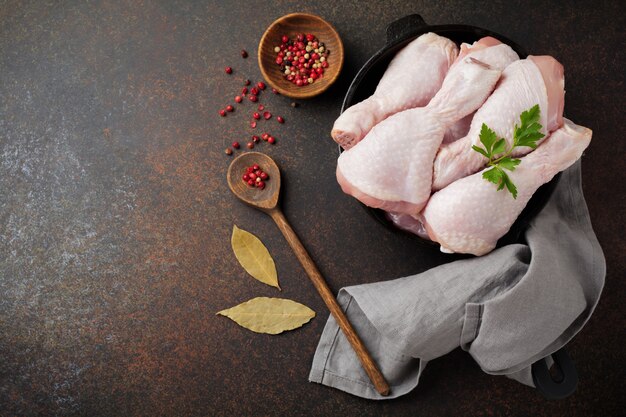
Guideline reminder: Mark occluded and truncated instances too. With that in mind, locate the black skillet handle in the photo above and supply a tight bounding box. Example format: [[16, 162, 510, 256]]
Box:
[[386, 14, 427, 44], [531, 347, 578, 400]]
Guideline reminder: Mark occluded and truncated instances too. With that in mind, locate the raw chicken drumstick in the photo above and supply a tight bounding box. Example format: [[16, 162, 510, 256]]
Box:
[[337, 53, 508, 215], [423, 119, 592, 256], [433, 56, 565, 190], [331, 33, 458, 149]]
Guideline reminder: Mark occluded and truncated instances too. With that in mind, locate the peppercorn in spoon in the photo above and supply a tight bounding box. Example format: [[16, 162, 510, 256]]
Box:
[[227, 152, 390, 396]]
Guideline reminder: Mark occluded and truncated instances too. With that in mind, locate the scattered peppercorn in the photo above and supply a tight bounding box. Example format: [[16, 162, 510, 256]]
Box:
[[221, 50, 289, 154]]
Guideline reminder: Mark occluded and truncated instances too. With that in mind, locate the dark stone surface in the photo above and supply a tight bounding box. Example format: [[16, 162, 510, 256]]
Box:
[[0, 1, 623, 416]]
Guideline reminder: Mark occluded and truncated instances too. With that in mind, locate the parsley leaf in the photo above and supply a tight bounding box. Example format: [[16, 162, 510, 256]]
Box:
[[514, 104, 545, 149], [492, 138, 507, 155], [479, 123, 498, 154], [482, 167, 518, 198], [502, 173, 518, 199], [471, 145, 489, 158], [498, 157, 521, 171], [471, 105, 545, 199], [482, 166, 502, 185]]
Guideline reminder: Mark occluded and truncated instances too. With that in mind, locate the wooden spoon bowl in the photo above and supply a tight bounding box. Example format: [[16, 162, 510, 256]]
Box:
[[258, 13, 344, 99], [227, 152, 281, 212]]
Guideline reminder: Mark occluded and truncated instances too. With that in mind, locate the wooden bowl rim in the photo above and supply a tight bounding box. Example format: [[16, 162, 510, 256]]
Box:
[[258, 12, 344, 99]]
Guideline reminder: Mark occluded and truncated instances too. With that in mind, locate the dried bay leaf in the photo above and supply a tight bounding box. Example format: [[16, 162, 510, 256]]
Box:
[[231, 225, 280, 290], [217, 297, 315, 334]]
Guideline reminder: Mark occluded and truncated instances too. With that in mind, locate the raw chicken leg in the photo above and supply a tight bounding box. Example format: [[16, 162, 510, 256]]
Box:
[[423, 119, 592, 256], [433, 56, 565, 190], [331, 33, 458, 149], [337, 56, 503, 214]]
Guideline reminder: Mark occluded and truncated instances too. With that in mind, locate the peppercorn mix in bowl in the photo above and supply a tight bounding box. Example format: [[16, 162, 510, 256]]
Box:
[[258, 13, 344, 99]]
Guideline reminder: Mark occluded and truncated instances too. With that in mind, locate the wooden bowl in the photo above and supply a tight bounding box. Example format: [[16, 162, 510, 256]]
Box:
[[258, 13, 344, 99]]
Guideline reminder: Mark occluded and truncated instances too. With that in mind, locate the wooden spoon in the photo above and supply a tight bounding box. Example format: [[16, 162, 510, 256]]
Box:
[[227, 152, 390, 396]]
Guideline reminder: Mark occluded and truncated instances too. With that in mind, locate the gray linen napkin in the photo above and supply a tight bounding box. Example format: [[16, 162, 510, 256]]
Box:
[[309, 160, 605, 399]]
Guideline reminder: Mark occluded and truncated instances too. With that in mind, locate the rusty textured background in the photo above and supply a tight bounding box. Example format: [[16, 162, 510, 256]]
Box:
[[1, 0, 624, 416]]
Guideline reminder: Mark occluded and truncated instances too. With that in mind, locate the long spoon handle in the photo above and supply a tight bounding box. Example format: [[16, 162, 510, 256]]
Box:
[[269, 208, 390, 396]]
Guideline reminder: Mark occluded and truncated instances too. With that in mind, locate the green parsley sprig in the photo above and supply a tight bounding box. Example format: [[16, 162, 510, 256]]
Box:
[[471, 104, 545, 199]]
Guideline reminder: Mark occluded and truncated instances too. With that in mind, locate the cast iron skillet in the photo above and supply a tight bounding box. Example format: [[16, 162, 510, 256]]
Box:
[[339, 14, 560, 251], [338, 14, 575, 400]]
